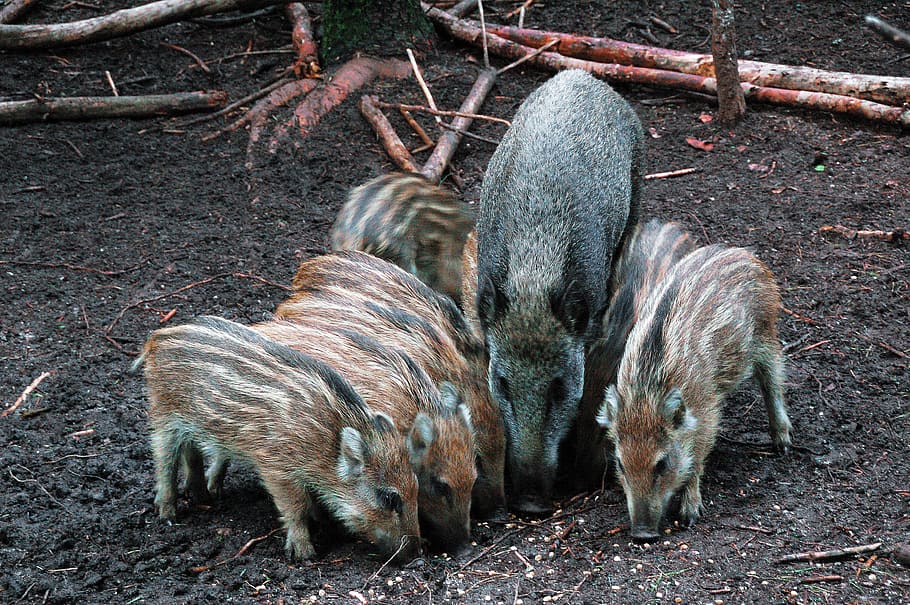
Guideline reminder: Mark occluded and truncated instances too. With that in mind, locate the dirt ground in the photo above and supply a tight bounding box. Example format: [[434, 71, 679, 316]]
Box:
[[2, 1, 909, 603]]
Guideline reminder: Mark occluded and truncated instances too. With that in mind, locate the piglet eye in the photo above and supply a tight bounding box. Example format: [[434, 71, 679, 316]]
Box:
[[431, 478, 452, 500], [654, 457, 668, 476], [377, 488, 403, 514]]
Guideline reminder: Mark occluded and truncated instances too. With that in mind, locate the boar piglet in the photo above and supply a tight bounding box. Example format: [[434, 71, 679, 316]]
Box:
[[134, 316, 421, 561], [250, 319, 476, 554], [330, 172, 475, 302], [597, 245, 793, 541], [477, 69, 644, 514], [283, 251, 507, 520], [573, 220, 696, 487]]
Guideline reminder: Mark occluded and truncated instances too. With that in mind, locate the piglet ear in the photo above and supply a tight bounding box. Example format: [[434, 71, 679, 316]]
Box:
[[408, 413, 435, 467], [661, 388, 696, 430], [596, 384, 621, 430], [477, 275, 508, 327], [372, 411, 396, 434], [338, 427, 367, 481]]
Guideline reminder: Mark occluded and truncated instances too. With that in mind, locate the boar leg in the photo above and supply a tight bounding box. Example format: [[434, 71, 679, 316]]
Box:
[[205, 453, 230, 499], [263, 477, 316, 560], [181, 444, 211, 503], [754, 345, 792, 454], [678, 468, 705, 527], [150, 429, 180, 521]]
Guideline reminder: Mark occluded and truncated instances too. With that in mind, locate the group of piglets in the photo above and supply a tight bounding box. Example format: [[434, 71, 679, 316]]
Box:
[[133, 70, 793, 563]]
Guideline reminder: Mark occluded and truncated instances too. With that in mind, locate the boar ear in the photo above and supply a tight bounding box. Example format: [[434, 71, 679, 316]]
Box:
[[661, 388, 696, 430], [408, 413, 435, 467], [477, 275, 508, 327], [551, 280, 590, 337], [338, 427, 367, 480], [372, 411, 397, 434], [597, 384, 620, 429]]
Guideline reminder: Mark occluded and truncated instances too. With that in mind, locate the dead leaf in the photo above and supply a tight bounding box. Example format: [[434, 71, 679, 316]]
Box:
[[648, 127, 662, 139], [686, 137, 714, 151], [698, 112, 713, 123]]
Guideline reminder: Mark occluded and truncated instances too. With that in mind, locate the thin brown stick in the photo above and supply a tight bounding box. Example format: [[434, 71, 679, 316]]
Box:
[[406, 48, 440, 124], [643, 167, 698, 180], [104, 71, 119, 96], [438, 121, 499, 145], [818, 224, 909, 242], [778, 542, 882, 564], [359, 95, 420, 173], [375, 100, 509, 125], [0, 259, 139, 276], [0, 0, 287, 50], [421, 67, 497, 182], [189, 527, 282, 573], [0, 91, 227, 125], [160, 42, 210, 73], [504, 0, 534, 19], [497, 37, 558, 75], [3, 372, 52, 418], [0, 0, 39, 24], [180, 71, 293, 127], [799, 575, 844, 584], [399, 109, 434, 146]]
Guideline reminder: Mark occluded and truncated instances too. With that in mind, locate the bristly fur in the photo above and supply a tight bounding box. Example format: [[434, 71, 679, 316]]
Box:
[[475, 70, 644, 512], [279, 251, 506, 520], [140, 315, 421, 561], [330, 173, 475, 302], [598, 245, 792, 539]]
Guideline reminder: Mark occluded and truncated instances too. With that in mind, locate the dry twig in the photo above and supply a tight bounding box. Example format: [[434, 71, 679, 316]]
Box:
[[190, 527, 282, 573], [359, 95, 420, 173], [644, 167, 698, 180], [819, 224, 909, 242], [778, 542, 882, 564], [3, 372, 52, 418]]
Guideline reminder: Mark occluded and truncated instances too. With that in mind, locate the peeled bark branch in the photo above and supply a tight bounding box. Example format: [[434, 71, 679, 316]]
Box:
[[359, 95, 420, 173], [0, 91, 227, 125], [778, 542, 882, 564], [0, 0, 286, 50], [286, 3, 319, 76], [865, 15, 910, 52], [473, 20, 910, 107], [0, 0, 39, 24], [711, 0, 745, 125], [421, 67, 496, 182], [424, 5, 910, 128]]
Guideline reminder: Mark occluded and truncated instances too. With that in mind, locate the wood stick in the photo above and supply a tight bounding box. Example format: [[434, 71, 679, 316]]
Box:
[[160, 42, 210, 73], [799, 575, 844, 584], [286, 3, 319, 76], [180, 71, 293, 127], [470, 19, 910, 107], [359, 95, 420, 173], [423, 6, 910, 128], [406, 48, 440, 123], [504, 0, 534, 19], [818, 224, 909, 242], [0, 91, 227, 125], [778, 542, 882, 564], [497, 37, 558, 75], [0, 0, 287, 50], [421, 67, 497, 182], [376, 100, 509, 125], [0, 0, 39, 24], [447, 0, 478, 18], [3, 372, 52, 418], [643, 167, 697, 180], [399, 108, 434, 146], [865, 15, 910, 52]]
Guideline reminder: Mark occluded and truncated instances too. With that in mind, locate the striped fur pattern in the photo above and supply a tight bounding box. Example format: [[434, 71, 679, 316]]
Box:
[[134, 316, 421, 561], [460, 228, 482, 340], [573, 220, 697, 487], [281, 251, 507, 520], [251, 319, 476, 552], [330, 173, 475, 302], [597, 245, 792, 540]]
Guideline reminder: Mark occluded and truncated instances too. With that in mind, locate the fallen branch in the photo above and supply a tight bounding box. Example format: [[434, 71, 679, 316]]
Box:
[[3, 372, 52, 418], [374, 100, 509, 125], [420, 67, 497, 182], [286, 3, 319, 77], [359, 95, 420, 172], [819, 224, 909, 242], [0, 0, 287, 50], [643, 167, 697, 180], [399, 108, 434, 147], [0, 0, 39, 24], [447, 0, 478, 18], [423, 6, 910, 129], [181, 70, 294, 127], [0, 92, 227, 126], [778, 542, 882, 564], [476, 20, 910, 107], [865, 15, 910, 52], [268, 57, 412, 152]]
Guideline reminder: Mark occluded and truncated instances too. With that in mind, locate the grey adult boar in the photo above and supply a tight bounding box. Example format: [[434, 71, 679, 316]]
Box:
[[597, 245, 793, 541], [476, 69, 644, 514], [135, 316, 421, 562]]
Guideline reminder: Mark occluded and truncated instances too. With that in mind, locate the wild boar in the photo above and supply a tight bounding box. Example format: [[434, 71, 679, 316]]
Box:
[[249, 319, 476, 553], [134, 315, 421, 561], [281, 251, 507, 519], [330, 172, 475, 302], [597, 245, 793, 541], [476, 69, 644, 513]]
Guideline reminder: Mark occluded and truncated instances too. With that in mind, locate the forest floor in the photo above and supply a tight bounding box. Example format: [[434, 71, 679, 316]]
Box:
[[1, 1, 908, 603]]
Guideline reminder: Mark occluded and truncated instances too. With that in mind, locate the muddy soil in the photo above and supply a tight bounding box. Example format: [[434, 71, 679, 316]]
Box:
[[1, 1, 908, 603]]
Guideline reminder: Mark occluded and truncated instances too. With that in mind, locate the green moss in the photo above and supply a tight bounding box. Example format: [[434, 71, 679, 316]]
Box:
[[321, 0, 434, 65]]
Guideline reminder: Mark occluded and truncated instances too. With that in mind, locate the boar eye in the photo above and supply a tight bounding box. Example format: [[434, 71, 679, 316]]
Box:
[[377, 488, 403, 514], [654, 457, 668, 476], [431, 478, 452, 500], [495, 374, 511, 403], [615, 457, 625, 475]]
